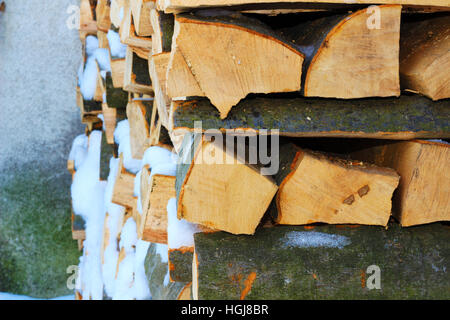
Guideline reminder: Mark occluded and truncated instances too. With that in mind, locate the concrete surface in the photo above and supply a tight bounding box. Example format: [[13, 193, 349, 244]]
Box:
[[0, 0, 84, 298]]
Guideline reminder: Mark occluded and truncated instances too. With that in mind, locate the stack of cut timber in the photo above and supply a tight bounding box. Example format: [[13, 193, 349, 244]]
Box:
[[68, 0, 450, 300]]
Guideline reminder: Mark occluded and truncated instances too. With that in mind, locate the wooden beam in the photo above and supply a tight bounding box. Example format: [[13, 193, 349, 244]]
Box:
[[193, 224, 450, 300], [272, 143, 399, 226], [176, 133, 278, 235], [351, 140, 450, 226], [168, 12, 304, 118], [170, 95, 450, 141], [400, 15, 450, 100]]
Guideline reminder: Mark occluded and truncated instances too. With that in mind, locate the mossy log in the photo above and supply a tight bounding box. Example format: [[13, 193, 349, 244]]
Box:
[[105, 72, 128, 109], [400, 15, 450, 100], [170, 95, 450, 141], [169, 248, 194, 283], [157, 0, 450, 13], [150, 9, 174, 54], [145, 243, 187, 300], [168, 11, 304, 118], [351, 139, 450, 226], [100, 130, 114, 181], [193, 223, 450, 300], [272, 143, 400, 226]]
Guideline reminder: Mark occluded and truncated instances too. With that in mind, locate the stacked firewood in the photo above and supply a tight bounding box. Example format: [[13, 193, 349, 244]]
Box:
[[69, 0, 450, 300]]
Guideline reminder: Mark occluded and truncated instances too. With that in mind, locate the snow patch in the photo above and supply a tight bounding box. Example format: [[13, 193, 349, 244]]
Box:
[[281, 231, 350, 249], [167, 198, 201, 249]]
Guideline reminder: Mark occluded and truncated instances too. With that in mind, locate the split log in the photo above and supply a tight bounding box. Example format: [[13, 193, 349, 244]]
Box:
[[149, 53, 171, 128], [110, 0, 125, 28], [96, 0, 111, 32], [80, 0, 97, 37], [193, 223, 450, 300], [76, 87, 102, 124], [123, 47, 153, 94], [138, 169, 176, 243], [170, 95, 450, 142], [176, 133, 278, 234], [157, 0, 450, 13], [145, 243, 187, 299], [351, 140, 450, 226], [272, 144, 399, 226], [150, 9, 174, 54], [97, 30, 109, 49], [400, 15, 450, 100], [111, 154, 136, 209], [110, 57, 126, 88], [126, 100, 152, 158], [166, 49, 204, 100], [168, 11, 304, 118], [120, 4, 153, 49], [130, 0, 155, 36], [281, 5, 401, 98]]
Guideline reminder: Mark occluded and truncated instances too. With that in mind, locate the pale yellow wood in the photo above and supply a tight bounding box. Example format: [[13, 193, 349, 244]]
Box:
[[138, 171, 176, 243], [96, 0, 111, 32], [80, 0, 97, 36], [178, 137, 278, 234], [149, 53, 171, 128], [126, 100, 151, 159], [276, 148, 400, 227], [171, 15, 304, 118], [120, 4, 153, 49], [130, 0, 156, 36], [102, 103, 117, 145], [166, 48, 204, 99], [111, 58, 126, 88], [177, 283, 192, 300], [157, 0, 450, 13], [304, 5, 401, 98], [192, 250, 198, 300], [97, 30, 109, 49], [112, 154, 137, 209], [110, 0, 125, 28], [400, 16, 450, 100], [351, 140, 450, 226]]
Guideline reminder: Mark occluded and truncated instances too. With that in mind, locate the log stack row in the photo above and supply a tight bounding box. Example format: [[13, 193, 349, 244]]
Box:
[[70, 0, 450, 300]]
